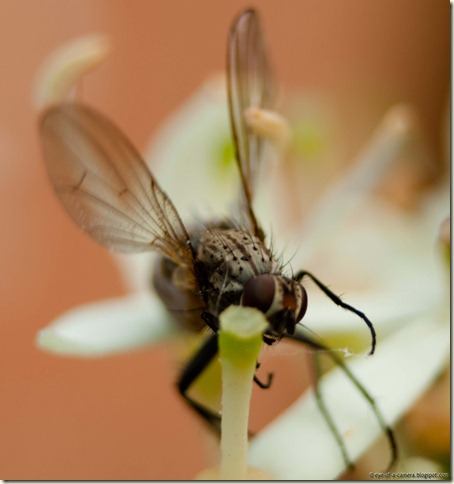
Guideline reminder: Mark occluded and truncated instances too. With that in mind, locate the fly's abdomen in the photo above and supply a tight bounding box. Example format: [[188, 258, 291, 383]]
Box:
[[153, 256, 206, 332]]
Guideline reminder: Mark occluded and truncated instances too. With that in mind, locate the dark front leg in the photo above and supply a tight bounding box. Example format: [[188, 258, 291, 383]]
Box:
[[177, 332, 222, 432], [285, 329, 397, 472], [254, 361, 274, 389], [294, 270, 376, 355], [177, 312, 274, 434]]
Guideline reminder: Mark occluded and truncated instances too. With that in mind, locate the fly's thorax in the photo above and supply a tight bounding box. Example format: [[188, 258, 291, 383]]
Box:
[[195, 228, 278, 312], [241, 274, 308, 343]]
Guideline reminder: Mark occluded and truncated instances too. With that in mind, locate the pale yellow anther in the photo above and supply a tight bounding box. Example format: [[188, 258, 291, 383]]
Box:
[[244, 107, 291, 151], [34, 34, 111, 109]]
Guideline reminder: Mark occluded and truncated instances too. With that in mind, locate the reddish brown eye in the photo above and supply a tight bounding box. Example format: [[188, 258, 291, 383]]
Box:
[[296, 284, 308, 322], [241, 275, 275, 314]]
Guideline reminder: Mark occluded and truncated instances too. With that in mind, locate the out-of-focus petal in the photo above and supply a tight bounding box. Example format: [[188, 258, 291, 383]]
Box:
[[34, 34, 110, 109], [113, 252, 156, 295], [248, 314, 449, 479], [293, 186, 449, 347], [36, 294, 175, 357], [293, 105, 419, 262], [146, 75, 237, 221], [144, 75, 281, 246]]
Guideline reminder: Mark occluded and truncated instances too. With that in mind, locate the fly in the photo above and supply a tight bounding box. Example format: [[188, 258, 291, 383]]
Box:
[[39, 8, 396, 471]]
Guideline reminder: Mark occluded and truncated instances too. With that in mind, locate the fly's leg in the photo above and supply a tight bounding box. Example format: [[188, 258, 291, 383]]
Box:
[[177, 332, 222, 432], [286, 329, 352, 469], [286, 329, 397, 472], [177, 311, 274, 433], [201, 310, 220, 332], [312, 349, 353, 470], [254, 362, 274, 389], [294, 270, 376, 355]]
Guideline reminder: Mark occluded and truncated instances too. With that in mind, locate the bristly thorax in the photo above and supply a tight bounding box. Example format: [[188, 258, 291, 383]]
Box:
[[195, 228, 279, 314]]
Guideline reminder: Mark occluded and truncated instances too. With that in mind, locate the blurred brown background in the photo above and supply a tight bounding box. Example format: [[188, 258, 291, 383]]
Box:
[[0, 0, 449, 479]]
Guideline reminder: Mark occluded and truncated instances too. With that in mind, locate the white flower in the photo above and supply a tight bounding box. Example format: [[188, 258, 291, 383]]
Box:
[[35, 39, 449, 479]]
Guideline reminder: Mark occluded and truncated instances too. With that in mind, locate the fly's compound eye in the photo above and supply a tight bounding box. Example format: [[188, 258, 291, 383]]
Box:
[[241, 274, 275, 314], [296, 284, 308, 322]]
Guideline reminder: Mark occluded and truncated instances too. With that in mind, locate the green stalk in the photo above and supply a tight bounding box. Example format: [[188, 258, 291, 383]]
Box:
[[217, 305, 268, 480]]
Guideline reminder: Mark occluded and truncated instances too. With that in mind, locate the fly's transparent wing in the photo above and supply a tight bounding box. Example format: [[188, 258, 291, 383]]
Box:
[[40, 103, 193, 269], [228, 9, 274, 240]]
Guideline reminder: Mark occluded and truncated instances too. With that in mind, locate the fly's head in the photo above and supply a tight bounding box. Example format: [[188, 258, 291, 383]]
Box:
[[240, 274, 308, 345]]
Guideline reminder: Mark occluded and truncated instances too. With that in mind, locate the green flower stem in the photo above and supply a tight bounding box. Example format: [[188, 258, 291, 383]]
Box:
[[218, 306, 268, 480]]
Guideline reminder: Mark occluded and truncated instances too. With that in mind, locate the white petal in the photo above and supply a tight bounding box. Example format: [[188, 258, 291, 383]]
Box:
[[294, 105, 419, 262], [248, 315, 449, 479], [112, 252, 156, 295], [37, 294, 175, 357], [146, 76, 237, 221], [304, 289, 440, 344], [144, 76, 286, 234], [294, 188, 449, 340]]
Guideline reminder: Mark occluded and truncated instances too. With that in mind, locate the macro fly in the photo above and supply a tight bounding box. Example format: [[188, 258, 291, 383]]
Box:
[[39, 9, 396, 471]]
